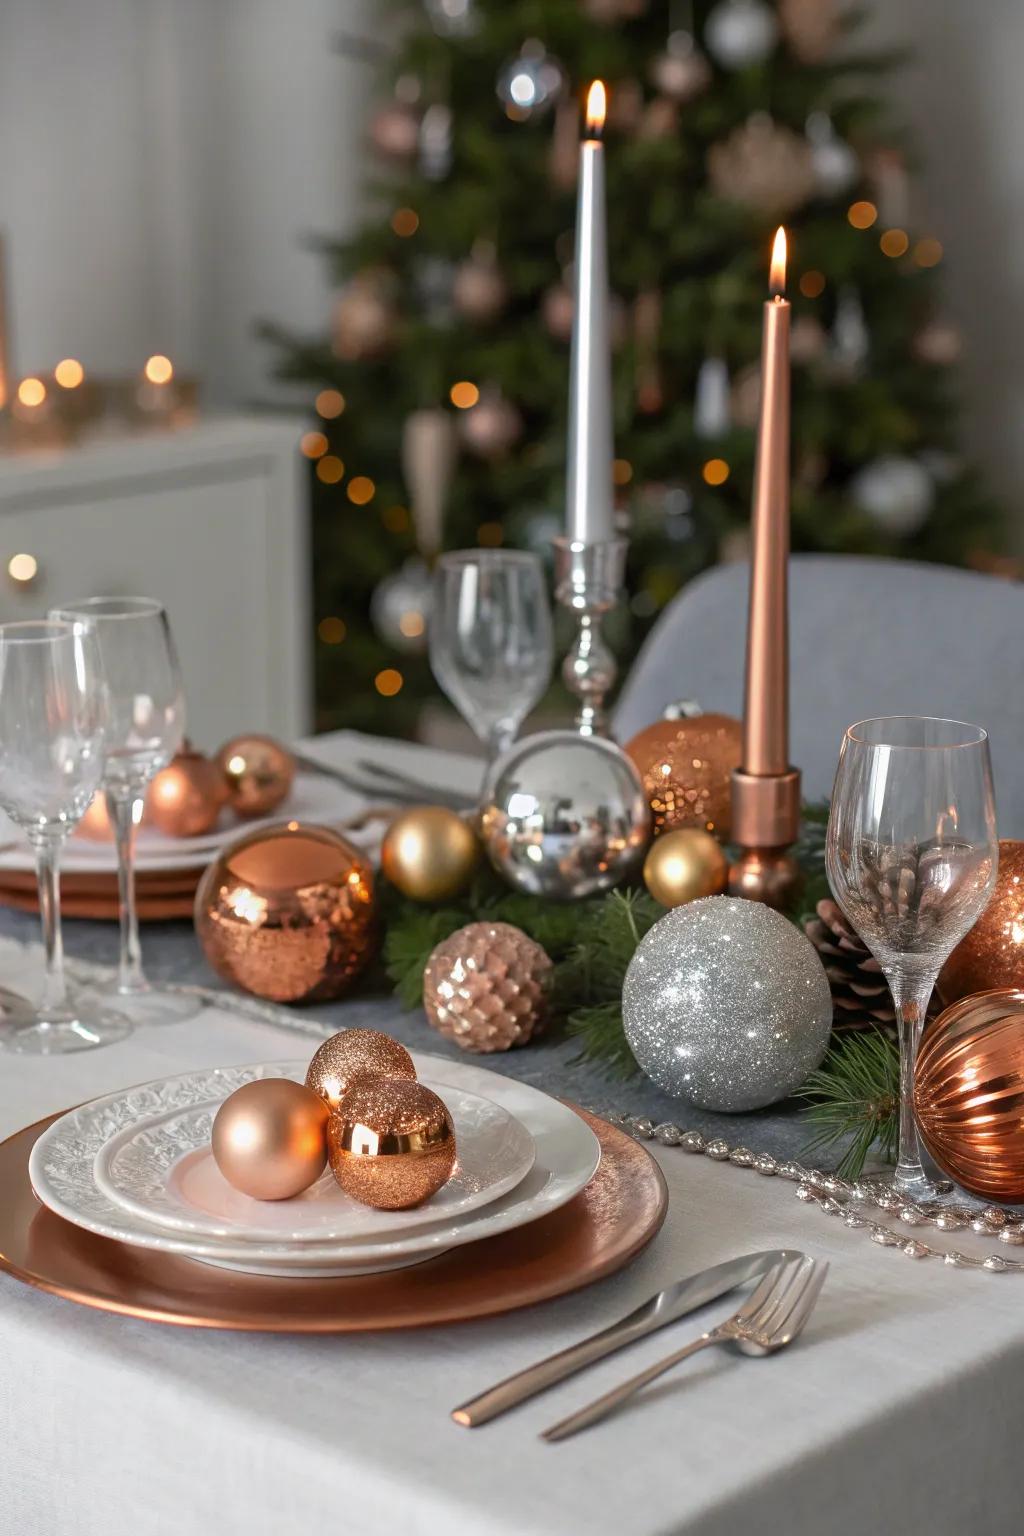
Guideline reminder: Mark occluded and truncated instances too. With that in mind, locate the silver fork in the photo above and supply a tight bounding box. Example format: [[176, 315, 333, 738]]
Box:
[[542, 1256, 828, 1442]]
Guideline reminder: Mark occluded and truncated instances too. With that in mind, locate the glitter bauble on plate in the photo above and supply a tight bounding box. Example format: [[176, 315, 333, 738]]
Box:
[[381, 805, 480, 902], [625, 713, 742, 839], [423, 920, 553, 1052], [328, 1079, 456, 1209], [623, 896, 832, 1111], [940, 841, 1024, 1004], [216, 734, 296, 819], [481, 731, 651, 900], [148, 745, 228, 837], [211, 1079, 329, 1200], [915, 989, 1024, 1201], [643, 829, 728, 908], [194, 823, 377, 1003], [305, 1029, 417, 1111]]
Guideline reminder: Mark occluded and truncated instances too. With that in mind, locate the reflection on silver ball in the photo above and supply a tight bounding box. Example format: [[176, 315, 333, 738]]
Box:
[[481, 731, 651, 900], [623, 896, 832, 1111]]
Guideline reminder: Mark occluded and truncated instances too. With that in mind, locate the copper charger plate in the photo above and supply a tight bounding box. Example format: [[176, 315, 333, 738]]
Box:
[[0, 867, 201, 922], [0, 1107, 666, 1332]]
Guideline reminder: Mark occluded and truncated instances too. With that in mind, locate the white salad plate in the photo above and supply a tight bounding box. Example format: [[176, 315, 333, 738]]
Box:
[[29, 1055, 601, 1277]]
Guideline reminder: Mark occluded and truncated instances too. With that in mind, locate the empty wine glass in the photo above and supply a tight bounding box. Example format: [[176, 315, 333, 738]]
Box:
[[429, 550, 553, 781], [0, 621, 132, 1053], [50, 597, 197, 1025], [826, 716, 997, 1199]]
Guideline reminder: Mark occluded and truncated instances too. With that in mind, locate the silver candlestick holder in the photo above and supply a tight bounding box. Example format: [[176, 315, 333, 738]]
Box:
[[553, 535, 629, 737]]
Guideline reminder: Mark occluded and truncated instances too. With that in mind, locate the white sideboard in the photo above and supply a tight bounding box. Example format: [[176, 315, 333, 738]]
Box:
[[0, 416, 311, 747]]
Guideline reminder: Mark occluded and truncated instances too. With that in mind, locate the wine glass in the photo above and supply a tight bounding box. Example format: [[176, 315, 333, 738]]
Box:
[[429, 550, 553, 780], [49, 597, 198, 1025], [0, 621, 132, 1053], [826, 716, 997, 1199]]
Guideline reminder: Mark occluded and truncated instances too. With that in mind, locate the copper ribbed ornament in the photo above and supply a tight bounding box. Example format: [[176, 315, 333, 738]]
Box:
[[423, 921, 553, 1052], [211, 1079, 329, 1200], [915, 988, 1024, 1202], [216, 734, 296, 819], [305, 1029, 416, 1111], [625, 712, 742, 838], [327, 1079, 456, 1209], [939, 840, 1024, 1005]]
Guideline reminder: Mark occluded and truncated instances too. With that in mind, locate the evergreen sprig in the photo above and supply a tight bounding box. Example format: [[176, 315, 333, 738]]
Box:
[[795, 1029, 900, 1178]]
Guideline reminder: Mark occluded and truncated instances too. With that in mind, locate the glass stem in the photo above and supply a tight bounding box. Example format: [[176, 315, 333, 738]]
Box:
[[479, 724, 515, 806], [889, 974, 935, 1191], [107, 785, 147, 995], [29, 831, 67, 1016]]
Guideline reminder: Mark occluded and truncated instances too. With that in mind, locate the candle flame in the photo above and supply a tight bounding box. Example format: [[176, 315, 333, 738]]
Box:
[[769, 226, 787, 297], [585, 80, 606, 138]]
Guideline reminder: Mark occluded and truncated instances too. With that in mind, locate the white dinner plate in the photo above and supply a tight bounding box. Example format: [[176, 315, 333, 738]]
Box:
[[93, 1082, 535, 1243], [29, 1055, 601, 1277]]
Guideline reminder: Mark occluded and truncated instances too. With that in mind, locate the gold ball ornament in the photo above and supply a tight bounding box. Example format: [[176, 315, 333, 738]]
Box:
[[327, 1079, 456, 1210], [939, 841, 1024, 1005], [381, 805, 480, 901], [624, 713, 743, 839], [643, 829, 729, 908], [212, 1078, 329, 1200], [305, 1029, 416, 1112], [216, 734, 296, 819], [194, 822, 377, 1003], [423, 920, 553, 1052], [148, 744, 228, 838]]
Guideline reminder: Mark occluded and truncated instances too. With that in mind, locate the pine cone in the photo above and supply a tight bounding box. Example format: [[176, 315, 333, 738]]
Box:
[[804, 898, 896, 1034]]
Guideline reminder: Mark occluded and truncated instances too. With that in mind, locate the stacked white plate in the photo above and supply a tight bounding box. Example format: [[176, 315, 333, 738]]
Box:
[[29, 1054, 602, 1277]]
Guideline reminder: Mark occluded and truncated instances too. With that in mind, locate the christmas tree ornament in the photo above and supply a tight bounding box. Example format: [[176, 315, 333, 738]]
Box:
[[458, 385, 522, 459], [633, 287, 664, 414], [195, 823, 377, 1003], [650, 29, 711, 102], [870, 146, 910, 229], [624, 712, 743, 839], [370, 557, 432, 653], [693, 355, 731, 438], [381, 805, 480, 901], [332, 271, 396, 361], [582, 0, 648, 20], [418, 102, 453, 180], [422, 920, 553, 1052], [148, 744, 227, 838], [780, 0, 841, 62], [549, 98, 579, 189], [850, 455, 934, 535], [913, 319, 963, 367], [369, 80, 421, 161], [829, 285, 869, 376], [216, 734, 296, 818], [482, 731, 650, 899], [643, 829, 729, 908], [789, 313, 827, 365], [542, 281, 575, 341], [211, 1079, 329, 1201], [402, 406, 457, 558], [327, 1079, 456, 1209], [414, 256, 456, 326], [730, 362, 762, 429], [496, 40, 565, 120], [940, 842, 1024, 1005], [708, 116, 816, 215], [806, 111, 858, 197], [623, 896, 832, 1111], [452, 241, 508, 323], [306, 1029, 416, 1112], [915, 989, 1024, 1202], [639, 96, 680, 143], [607, 77, 645, 133], [424, 0, 478, 39], [76, 792, 113, 841], [804, 897, 900, 1034], [704, 0, 779, 69]]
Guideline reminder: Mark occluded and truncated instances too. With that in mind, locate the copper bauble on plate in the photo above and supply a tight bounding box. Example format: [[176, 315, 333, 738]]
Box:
[[643, 828, 729, 908], [211, 1079, 329, 1201], [939, 840, 1024, 1005], [915, 988, 1024, 1202], [76, 792, 113, 841], [194, 823, 377, 1004], [423, 920, 553, 1052], [625, 713, 742, 838], [327, 1079, 456, 1210], [381, 805, 480, 902], [305, 1029, 416, 1111], [148, 745, 228, 838], [216, 734, 296, 819]]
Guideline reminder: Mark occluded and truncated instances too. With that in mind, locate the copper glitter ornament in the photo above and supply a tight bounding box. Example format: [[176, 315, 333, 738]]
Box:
[[212, 1079, 329, 1201], [148, 744, 227, 838], [625, 713, 742, 838], [423, 920, 553, 1052], [194, 822, 377, 1004], [305, 1029, 416, 1112], [216, 734, 296, 819], [915, 989, 1024, 1202], [381, 805, 480, 902], [643, 829, 728, 908], [940, 841, 1024, 1005], [328, 1079, 456, 1209]]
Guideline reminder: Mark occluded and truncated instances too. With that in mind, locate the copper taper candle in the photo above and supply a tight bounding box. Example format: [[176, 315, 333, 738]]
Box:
[[730, 228, 802, 907]]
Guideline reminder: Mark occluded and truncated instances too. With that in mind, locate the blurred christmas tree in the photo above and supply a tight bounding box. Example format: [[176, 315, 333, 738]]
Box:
[[266, 0, 1004, 738]]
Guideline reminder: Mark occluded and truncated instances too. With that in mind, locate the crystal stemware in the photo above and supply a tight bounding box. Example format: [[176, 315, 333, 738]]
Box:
[[826, 716, 998, 1198]]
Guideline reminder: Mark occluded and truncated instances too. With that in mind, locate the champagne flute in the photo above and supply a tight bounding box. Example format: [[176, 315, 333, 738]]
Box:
[[50, 597, 198, 1025], [0, 621, 132, 1053], [826, 716, 997, 1198]]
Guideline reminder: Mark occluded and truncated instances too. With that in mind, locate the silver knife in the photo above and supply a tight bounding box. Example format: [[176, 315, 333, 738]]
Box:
[[450, 1249, 801, 1428]]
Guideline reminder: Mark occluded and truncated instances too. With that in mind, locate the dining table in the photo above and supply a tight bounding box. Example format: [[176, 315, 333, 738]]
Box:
[[0, 730, 1017, 1536]]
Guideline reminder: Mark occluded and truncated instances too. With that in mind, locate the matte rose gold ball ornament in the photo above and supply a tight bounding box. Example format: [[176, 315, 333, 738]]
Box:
[[216, 734, 296, 819], [328, 1079, 456, 1209], [423, 921, 553, 1052], [212, 1079, 329, 1200], [939, 840, 1024, 1005], [305, 1029, 416, 1111]]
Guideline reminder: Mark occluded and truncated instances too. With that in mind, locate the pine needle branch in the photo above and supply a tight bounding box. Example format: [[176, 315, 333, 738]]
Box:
[[795, 1029, 900, 1179]]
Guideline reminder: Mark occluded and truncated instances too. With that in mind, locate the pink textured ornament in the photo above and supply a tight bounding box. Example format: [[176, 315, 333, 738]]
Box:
[[422, 921, 553, 1053]]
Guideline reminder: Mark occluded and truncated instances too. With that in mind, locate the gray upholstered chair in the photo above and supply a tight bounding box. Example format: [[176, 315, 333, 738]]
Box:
[[613, 554, 1024, 835]]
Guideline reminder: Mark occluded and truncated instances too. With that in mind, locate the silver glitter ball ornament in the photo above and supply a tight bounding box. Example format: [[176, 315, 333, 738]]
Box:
[[481, 731, 651, 899], [623, 896, 832, 1111]]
